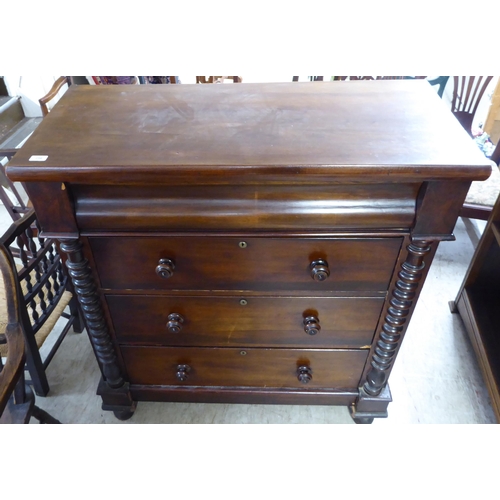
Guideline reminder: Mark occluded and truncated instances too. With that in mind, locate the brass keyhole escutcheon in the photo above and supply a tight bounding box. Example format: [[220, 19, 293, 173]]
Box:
[[240, 299, 248, 306], [240, 351, 247, 356], [239, 241, 247, 248]]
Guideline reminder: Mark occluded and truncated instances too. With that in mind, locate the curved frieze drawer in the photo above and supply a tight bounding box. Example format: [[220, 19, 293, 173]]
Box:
[[74, 183, 419, 232]]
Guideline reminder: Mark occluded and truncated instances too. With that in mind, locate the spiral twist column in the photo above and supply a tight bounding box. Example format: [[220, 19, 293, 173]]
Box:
[[60, 239, 124, 389], [362, 240, 432, 397]]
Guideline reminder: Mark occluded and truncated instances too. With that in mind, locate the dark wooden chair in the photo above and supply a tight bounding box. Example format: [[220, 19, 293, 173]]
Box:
[[450, 76, 493, 137], [0, 209, 83, 396], [0, 244, 60, 423], [38, 76, 70, 117], [446, 77, 500, 220]]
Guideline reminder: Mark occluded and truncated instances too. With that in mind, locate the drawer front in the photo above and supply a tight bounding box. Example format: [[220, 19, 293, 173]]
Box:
[[107, 295, 384, 348], [90, 236, 402, 291], [73, 183, 419, 232], [120, 346, 368, 389]]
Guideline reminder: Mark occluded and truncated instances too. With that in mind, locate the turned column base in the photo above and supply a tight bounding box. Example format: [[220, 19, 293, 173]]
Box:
[[349, 384, 392, 424], [97, 377, 137, 420]]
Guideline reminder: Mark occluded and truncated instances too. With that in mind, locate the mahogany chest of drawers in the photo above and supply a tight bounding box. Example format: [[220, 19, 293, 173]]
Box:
[[7, 81, 491, 422]]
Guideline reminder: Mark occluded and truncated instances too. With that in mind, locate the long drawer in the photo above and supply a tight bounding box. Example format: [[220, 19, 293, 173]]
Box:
[[120, 346, 368, 389], [90, 236, 402, 291], [107, 295, 384, 348], [73, 183, 419, 232]]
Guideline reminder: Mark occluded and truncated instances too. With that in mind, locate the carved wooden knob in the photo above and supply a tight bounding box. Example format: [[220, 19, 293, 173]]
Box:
[[176, 364, 191, 381], [156, 258, 175, 279], [167, 313, 184, 333], [297, 365, 313, 384], [310, 259, 330, 281], [303, 316, 321, 335]]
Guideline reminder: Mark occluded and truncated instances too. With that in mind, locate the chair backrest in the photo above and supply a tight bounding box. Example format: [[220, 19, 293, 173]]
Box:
[[0, 205, 81, 397], [0, 240, 62, 423], [0, 245, 25, 417], [38, 76, 70, 116], [451, 76, 493, 136], [0, 209, 70, 342]]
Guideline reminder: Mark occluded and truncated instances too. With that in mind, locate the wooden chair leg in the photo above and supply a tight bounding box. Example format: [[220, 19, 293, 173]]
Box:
[[68, 295, 84, 334], [0, 375, 33, 424], [32, 405, 61, 424], [23, 329, 50, 396], [1, 390, 34, 424], [1, 376, 61, 423]]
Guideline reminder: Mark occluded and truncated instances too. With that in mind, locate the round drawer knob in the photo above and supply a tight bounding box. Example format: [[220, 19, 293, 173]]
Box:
[[176, 364, 191, 381], [297, 365, 313, 384], [310, 259, 330, 281], [303, 316, 321, 335], [167, 313, 184, 333], [156, 258, 175, 279]]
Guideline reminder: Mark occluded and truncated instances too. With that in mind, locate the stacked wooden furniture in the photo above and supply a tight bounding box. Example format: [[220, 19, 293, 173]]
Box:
[[451, 189, 500, 422], [6, 81, 490, 422]]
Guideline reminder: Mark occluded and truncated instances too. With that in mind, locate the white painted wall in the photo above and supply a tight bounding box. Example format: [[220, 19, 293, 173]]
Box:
[[3, 76, 59, 117]]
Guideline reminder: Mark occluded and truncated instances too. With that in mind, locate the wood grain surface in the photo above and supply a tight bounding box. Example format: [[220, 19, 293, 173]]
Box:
[[6, 81, 491, 185], [106, 295, 384, 348], [90, 236, 402, 291], [121, 346, 368, 389]]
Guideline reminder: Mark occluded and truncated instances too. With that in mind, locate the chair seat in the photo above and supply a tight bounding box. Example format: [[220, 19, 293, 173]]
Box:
[[0, 265, 73, 356], [465, 161, 500, 207]]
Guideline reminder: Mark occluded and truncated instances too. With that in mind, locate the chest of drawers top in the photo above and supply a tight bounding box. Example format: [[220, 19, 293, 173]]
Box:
[[7, 81, 490, 185]]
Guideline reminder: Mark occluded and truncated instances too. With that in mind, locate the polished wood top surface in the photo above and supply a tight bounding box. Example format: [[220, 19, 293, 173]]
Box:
[[7, 81, 491, 183]]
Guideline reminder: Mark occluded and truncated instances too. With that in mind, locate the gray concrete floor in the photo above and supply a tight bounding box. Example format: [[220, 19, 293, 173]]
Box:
[[0, 194, 496, 424]]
